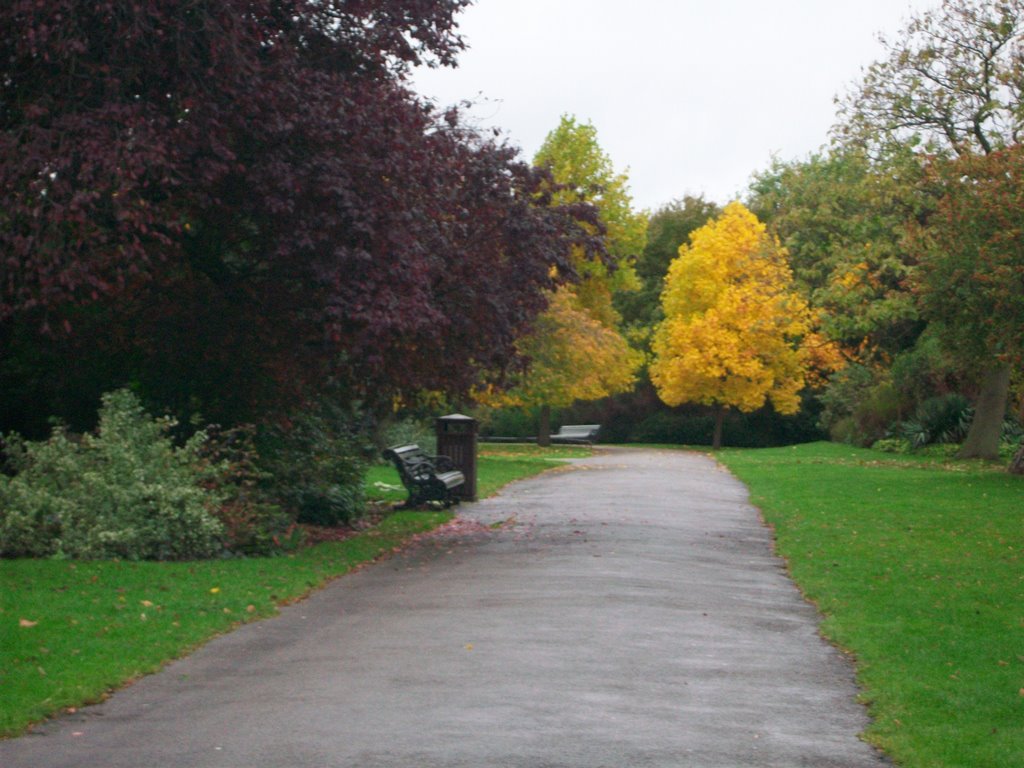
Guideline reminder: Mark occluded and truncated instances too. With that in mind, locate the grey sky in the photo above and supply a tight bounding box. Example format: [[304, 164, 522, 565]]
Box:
[[412, 0, 938, 211]]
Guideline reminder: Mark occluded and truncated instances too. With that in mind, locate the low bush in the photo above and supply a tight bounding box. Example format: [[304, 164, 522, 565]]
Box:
[[256, 400, 368, 528], [870, 437, 910, 453], [889, 333, 964, 405], [377, 416, 437, 454], [628, 402, 823, 447], [476, 406, 541, 439], [851, 383, 903, 446], [1002, 417, 1023, 445], [631, 410, 716, 444], [0, 390, 224, 560], [828, 416, 860, 445], [899, 393, 972, 448], [817, 363, 878, 437], [197, 424, 292, 556]]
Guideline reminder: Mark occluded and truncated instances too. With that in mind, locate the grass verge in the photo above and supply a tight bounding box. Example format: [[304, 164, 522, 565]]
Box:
[[716, 442, 1024, 768]]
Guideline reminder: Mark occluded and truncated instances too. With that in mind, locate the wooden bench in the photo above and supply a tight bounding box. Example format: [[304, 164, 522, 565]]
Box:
[[382, 444, 465, 508], [551, 424, 601, 445]]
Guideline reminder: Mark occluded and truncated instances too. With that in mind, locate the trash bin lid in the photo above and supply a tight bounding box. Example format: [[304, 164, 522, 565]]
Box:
[[437, 413, 475, 422]]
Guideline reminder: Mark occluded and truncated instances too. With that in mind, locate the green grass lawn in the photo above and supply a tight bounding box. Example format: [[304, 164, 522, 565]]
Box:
[[1, 443, 588, 738], [717, 442, 1024, 768]]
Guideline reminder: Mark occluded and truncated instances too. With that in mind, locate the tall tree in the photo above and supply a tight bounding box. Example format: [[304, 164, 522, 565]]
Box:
[[479, 116, 644, 444], [0, 1, 604, 432], [533, 115, 646, 320], [836, 0, 1024, 458], [837, 0, 1024, 156], [650, 203, 824, 449], [533, 117, 647, 264], [909, 146, 1024, 458]]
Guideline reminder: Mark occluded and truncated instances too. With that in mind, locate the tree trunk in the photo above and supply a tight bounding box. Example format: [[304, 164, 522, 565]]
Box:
[[712, 405, 726, 451], [537, 404, 552, 447], [1009, 442, 1024, 475], [957, 363, 1011, 460]]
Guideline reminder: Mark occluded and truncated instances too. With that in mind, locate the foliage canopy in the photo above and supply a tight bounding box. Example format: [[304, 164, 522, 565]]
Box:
[[837, 0, 1024, 157], [651, 203, 825, 444], [478, 116, 643, 421], [0, 0, 604, 431], [478, 288, 640, 410], [748, 149, 926, 363], [833, 0, 1024, 459], [910, 146, 1024, 369]]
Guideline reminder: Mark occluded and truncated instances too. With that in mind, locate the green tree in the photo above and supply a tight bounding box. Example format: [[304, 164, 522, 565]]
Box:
[[748, 149, 925, 361], [534, 115, 647, 312], [617, 195, 721, 331], [837, 0, 1024, 457], [746, 149, 933, 437], [909, 146, 1024, 458]]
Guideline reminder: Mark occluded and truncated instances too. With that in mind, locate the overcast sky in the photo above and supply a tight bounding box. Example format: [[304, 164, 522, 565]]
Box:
[[412, 0, 938, 212]]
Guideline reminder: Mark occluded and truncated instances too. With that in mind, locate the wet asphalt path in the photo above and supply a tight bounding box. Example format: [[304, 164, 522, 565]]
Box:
[[1, 447, 888, 767]]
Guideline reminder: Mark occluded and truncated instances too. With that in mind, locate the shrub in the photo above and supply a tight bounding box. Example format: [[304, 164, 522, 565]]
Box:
[[257, 400, 368, 528], [378, 416, 436, 454], [817, 364, 878, 435], [872, 437, 911, 453], [198, 424, 292, 556], [476, 406, 541, 439], [899, 393, 972, 449], [890, 333, 963, 405], [631, 410, 716, 445], [851, 383, 904, 446], [0, 390, 224, 560], [829, 416, 860, 445], [1002, 417, 1023, 445]]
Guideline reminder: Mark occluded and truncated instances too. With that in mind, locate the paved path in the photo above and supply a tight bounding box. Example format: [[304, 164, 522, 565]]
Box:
[[2, 448, 888, 767]]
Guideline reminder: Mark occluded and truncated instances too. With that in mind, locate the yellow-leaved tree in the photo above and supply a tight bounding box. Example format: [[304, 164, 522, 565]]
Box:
[[477, 288, 641, 439], [650, 202, 823, 449]]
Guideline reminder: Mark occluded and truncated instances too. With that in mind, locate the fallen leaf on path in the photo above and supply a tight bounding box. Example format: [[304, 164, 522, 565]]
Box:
[[19, 619, 37, 628]]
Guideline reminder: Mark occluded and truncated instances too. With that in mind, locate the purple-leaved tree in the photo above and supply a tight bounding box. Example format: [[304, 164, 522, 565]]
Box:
[[1, 0, 605, 431]]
